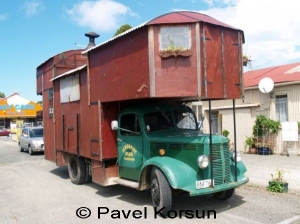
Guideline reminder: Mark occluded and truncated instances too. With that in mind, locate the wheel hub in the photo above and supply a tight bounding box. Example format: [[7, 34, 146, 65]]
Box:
[[151, 179, 160, 205]]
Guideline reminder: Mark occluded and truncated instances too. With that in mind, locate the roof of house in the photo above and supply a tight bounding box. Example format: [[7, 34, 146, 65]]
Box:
[[244, 62, 300, 88], [0, 92, 19, 100], [82, 10, 244, 54]]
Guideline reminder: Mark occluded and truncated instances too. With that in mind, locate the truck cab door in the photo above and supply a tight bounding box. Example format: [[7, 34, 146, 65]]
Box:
[[117, 113, 143, 181]]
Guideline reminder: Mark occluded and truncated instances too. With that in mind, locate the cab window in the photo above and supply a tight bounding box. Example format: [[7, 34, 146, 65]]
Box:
[[120, 114, 141, 136]]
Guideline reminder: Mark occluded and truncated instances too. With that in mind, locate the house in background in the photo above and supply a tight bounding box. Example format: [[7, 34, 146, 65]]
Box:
[[0, 92, 43, 141], [200, 61, 300, 154]]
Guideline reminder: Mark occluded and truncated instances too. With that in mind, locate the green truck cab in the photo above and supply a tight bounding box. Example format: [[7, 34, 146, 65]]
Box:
[[111, 103, 248, 214]]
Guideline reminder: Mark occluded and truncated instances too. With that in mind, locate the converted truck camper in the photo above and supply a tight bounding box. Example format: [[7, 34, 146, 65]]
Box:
[[36, 11, 248, 214]]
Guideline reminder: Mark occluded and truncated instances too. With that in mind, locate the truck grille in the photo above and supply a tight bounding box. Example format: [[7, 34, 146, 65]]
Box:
[[212, 143, 231, 185]]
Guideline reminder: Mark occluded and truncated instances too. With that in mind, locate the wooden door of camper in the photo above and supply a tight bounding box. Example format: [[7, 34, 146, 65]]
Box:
[[63, 113, 78, 155]]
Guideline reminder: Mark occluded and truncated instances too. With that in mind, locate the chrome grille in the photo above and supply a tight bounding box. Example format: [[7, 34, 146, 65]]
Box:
[[212, 143, 231, 185]]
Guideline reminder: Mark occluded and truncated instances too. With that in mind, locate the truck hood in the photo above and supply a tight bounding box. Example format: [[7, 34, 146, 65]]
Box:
[[145, 130, 228, 144]]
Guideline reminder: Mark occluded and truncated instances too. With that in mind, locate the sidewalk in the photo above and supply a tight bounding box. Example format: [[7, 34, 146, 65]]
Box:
[[241, 153, 300, 192]]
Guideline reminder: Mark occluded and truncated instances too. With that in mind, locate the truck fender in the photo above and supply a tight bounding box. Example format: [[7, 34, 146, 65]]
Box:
[[231, 160, 248, 179], [139, 156, 197, 191]]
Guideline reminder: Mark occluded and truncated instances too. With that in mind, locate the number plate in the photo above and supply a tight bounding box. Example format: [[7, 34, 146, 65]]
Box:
[[196, 179, 214, 189]]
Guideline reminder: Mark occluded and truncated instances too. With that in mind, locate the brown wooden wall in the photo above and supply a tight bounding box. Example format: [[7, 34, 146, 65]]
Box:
[[200, 23, 243, 99], [53, 69, 118, 161], [88, 26, 150, 103], [36, 50, 88, 162], [87, 22, 243, 103], [153, 24, 198, 98]]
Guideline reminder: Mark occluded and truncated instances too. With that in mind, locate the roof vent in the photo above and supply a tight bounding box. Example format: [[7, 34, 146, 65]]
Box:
[[84, 32, 100, 50]]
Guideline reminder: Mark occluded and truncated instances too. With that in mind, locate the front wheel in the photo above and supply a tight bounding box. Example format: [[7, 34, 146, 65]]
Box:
[[68, 155, 86, 185], [151, 167, 172, 216], [19, 143, 24, 152], [28, 145, 34, 155], [213, 188, 234, 200]]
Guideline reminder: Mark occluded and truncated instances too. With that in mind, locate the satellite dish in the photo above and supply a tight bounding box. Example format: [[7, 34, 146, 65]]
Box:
[[259, 77, 274, 93]]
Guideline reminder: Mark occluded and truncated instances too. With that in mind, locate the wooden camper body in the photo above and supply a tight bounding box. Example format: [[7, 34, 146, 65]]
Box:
[[36, 11, 245, 184]]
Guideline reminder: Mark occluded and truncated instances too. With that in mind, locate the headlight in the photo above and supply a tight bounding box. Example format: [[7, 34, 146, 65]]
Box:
[[232, 151, 242, 163], [197, 155, 209, 169]]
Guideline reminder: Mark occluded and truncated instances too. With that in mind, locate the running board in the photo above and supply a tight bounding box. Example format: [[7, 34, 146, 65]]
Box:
[[113, 178, 139, 189]]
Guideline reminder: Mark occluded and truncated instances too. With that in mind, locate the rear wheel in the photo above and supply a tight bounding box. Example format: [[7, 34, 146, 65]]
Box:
[[151, 167, 172, 216], [19, 143, 24, 152], [213, 188, 234, 200], [68, 155, 86, 185]]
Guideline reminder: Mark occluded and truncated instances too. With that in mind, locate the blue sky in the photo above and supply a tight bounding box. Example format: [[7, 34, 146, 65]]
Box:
[[1, 0, 299, 102]]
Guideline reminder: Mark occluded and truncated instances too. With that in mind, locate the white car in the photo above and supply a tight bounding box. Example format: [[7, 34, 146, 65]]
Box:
[[19, 127, 44, 155]]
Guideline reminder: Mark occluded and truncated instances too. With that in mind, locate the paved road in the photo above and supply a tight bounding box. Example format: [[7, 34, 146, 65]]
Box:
[[1, 137, 300, 224], [242, 153, 300, 193]]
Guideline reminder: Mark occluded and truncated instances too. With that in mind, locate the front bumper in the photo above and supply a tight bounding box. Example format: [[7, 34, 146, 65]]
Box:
[[189, 177, 249, 196], [32, 144, 44, 152]]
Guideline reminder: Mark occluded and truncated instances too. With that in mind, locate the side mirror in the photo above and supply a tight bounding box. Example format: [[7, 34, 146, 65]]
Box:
[[111, 121, 118, 130]]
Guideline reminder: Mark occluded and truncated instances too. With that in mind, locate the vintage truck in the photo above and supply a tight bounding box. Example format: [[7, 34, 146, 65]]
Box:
[[36, 11, 248, 215]]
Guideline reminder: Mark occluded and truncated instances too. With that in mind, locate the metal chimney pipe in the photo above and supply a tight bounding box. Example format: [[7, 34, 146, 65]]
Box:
[[85, 32, 100, 50]]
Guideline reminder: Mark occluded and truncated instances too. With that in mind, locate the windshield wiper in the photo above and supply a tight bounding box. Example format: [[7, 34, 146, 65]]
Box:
[[156, 107, 171, 122]]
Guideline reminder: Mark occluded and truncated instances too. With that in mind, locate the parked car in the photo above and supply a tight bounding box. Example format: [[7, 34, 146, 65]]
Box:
[[18, 127, 44, 155], [0, 127, 10, 137]]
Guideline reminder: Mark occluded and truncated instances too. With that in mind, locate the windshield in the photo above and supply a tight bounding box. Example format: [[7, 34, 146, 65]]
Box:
[[144, 111, 174, 132], [144, 107, 198, 132], [173, 109, 197, 130], [29, 128, 43, 138]]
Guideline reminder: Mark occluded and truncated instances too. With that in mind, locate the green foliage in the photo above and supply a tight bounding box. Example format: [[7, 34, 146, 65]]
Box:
[[270, 169, 286, 182], [252, 115, 281, 136], [37, 101, 43, 105], [222, 130, 230, 143], [244, 136, 255, 148], [266, 181, 284, 193], [267, 169, 288, 193], [114, 24, 132, 37], [164, 34, 187, 52], [222, 130, 229, 137], [0, 91, 5, 98]]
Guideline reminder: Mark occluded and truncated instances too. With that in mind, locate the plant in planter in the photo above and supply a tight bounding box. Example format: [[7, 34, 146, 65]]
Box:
[[266, 169, 288, 193], [244, 136, 256, 154], [243, 55, 252, 68], [252, 115, 280, 155], [255, 141, 273, 155], [159, 35, 192, 58]]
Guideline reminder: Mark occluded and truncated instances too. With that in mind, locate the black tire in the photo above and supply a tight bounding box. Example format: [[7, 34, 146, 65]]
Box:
[[213, 188, 235, 200], [19, 142, 24, 152], [68, 155, 86, 185], [28, 145, 34, 155], [151, 167, 172, 216]]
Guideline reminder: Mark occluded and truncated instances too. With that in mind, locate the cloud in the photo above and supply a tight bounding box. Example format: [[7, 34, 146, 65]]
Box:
[[201, 0, 300, 69], [0, 14, 8, 21], [66, 0, 134, 33], [22, 0, 45, 17]]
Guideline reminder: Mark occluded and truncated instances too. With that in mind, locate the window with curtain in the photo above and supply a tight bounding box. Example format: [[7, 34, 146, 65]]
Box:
[[275, 95, 288, 122]]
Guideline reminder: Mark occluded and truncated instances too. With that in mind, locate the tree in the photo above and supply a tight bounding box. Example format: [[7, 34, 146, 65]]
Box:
[[0, 92, 5, 98], [113, 24, 132, 37], [37, 101, 43, 105]]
